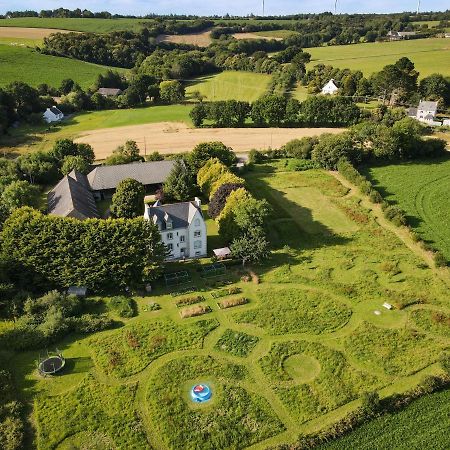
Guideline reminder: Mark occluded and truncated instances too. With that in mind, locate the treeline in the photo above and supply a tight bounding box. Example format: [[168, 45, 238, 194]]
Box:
[[3, 9, 125, 19], [190, 95, 361, 127], [251, 114, 446, 170]]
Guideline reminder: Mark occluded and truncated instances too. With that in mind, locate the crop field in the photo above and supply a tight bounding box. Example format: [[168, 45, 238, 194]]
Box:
[[306, 38, 450, 77], [0, 26, 71, 40], [318, 388, 450, 450], [186, 71, 272, 102], [156, 30, 212, 47], [2, 161, 450, 449], [0, 43, 126, 89], [364, 156, 450, 260], [0, 17, 154, 33]]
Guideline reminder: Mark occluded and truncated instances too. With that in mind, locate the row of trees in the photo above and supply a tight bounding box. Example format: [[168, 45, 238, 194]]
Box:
[[190, 95, 361, 127], [252, 116, 446, 171], [305, 58, 450, 107], [197, 158, 270, 265]]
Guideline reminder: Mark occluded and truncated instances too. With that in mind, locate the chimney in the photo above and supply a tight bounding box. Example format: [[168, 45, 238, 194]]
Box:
[[194, 197, 201, 208]]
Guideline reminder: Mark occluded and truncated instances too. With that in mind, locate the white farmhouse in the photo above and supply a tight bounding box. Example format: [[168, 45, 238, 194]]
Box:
[[321, 79, 339, 95], [416, 100, 438, 123], [144, 198, 207, 260], [43, 106, 64, 123]]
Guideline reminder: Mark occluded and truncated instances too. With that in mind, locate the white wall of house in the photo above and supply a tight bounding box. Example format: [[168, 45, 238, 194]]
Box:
[[321, 80, 339, 95], [43, 108, 63, 123]]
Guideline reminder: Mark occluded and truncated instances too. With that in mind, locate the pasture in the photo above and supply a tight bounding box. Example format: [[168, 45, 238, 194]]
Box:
[[0, 43, 126, 89], [186, 71, 272, 102], [2, 161, 450, 449], [306, 38, 450, 77], [364, 157, 450, 260], [156, 30, 212, 47], [0, 17, 154, 33]]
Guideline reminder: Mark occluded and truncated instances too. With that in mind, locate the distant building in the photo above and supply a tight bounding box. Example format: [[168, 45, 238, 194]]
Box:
[[43, 106, 64, 123], [321, 79, 339, 95], [407, 100, 441, 126], [443, 118, 450, 127], [144, 198, 207, 260], [47, 170, 100, 220], [387, 30, 416, 41], [88, 160, 175, 200], [97, 88, 123, 97]]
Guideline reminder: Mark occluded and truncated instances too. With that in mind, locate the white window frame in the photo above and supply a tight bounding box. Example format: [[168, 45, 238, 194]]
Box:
[[167, 232, 173, 240], [194, 230, 201, 238], [180, 235, 185, 243]]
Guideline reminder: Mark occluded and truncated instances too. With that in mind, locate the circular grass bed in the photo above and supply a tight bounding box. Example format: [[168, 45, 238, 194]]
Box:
[[283, 354, 321, 383]]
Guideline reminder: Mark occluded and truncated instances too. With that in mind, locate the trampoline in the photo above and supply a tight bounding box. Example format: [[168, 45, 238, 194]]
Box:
[[38, 355, 65, 375], [190, 384, 212, 403]]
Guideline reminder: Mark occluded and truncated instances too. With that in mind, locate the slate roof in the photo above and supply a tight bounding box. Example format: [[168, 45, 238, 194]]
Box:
[[407, 107, 418, 117], [47, 171, 99, 220], [147, 201, 201, 231], [88, 160, 175, 191], [49, 106, 63, 116], [418, 100, 438, 113], [97, 88, 122, 96]]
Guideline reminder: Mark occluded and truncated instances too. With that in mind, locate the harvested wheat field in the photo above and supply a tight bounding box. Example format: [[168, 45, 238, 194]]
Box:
[[74, 122, 344, 159], [0, 27, 72, 39], [156, 30, 211, 47]]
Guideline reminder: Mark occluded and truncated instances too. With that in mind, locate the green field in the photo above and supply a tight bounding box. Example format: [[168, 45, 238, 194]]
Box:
[[319, 388, 450, 450], [0, 44, 127, 89], [186, 71, 272, 102], [254, 29, 299, 39], [1, 104, 193, 156], [0, 17, 153, 33], [2, 161, 450, 449], [364, 157, 450, 260], [306, 38, 450, 77]]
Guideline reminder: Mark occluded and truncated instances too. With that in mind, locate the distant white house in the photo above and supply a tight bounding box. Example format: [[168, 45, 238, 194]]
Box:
[[321, 79, 339, 95], [144, 198, 207, 260], [443, 118, 450, 127], [407, 100, 441, 126], [387, 30, 416, 41], [43, 106, 64, 123]]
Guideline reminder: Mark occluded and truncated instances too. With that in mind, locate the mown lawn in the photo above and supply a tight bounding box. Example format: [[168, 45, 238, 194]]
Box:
[[364, 156, 450, 260], [306, 38, 450, 77], [185, 71, 272, 103], [0, 43, 126, 89]]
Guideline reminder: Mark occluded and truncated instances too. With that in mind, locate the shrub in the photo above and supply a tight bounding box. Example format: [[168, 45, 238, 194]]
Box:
[[109, 296, 136, 318], [434, 251, 447, 267], [179, 305, 211, 318], [147, 302, 161, 311], [361, 391, 380, 414], [383, 205, 407, 226], [248, 149, 265, 164], [368, 189, 383, 203], [439, 353, 450, 375], [285, 159, 319, 171], [282, 136, 318, 159]]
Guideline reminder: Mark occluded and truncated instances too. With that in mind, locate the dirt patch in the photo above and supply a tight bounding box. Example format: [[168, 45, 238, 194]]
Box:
[[0, 27, 73, 39], [232, 32, 283, 41], [156, 30, 211, 47], [74, 122, 345, 160]]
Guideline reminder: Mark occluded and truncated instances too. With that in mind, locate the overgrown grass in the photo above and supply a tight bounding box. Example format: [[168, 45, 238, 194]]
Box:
[[214, 329, 260, 357], [318, 388, 450, 450], [145, 355, 284, 449], [35, 375, 148, 449], [344, 322, 446, 376], [235, 287, 352, 335], [0, 44, 126, 89], [260, 341, 384, 423], [410, 309, 450, 338], [88, 319, 218, 377]]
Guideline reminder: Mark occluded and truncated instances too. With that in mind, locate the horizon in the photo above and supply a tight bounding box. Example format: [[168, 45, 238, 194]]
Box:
[[0, 1, 447, 17]]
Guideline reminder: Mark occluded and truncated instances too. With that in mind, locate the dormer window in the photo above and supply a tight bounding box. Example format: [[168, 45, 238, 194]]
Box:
[[166, 221, 173, 230]]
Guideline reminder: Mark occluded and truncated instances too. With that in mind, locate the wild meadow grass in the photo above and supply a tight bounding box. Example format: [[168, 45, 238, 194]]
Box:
[[410, 309, 450, 338], [214, 329, 260, 357]]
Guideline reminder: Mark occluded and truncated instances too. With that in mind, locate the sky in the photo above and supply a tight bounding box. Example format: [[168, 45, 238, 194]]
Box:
[[0, 1, 447, 16]]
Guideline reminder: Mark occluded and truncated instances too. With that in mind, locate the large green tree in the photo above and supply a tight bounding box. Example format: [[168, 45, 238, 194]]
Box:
[[1, 181, 40, 213], [1, 207, 166, 290], [104, 140, 144, 166], [164, 159, 195, 202], [159, 80, 185, 104], [231, 226, 270, 267], [189, 142, 237, 171], [110, 179, 145, 219], [61, 155, 90, 176]]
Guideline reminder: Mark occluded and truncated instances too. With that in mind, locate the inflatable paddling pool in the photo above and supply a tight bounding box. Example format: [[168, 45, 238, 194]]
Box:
[[190, 384, 212, 403]]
